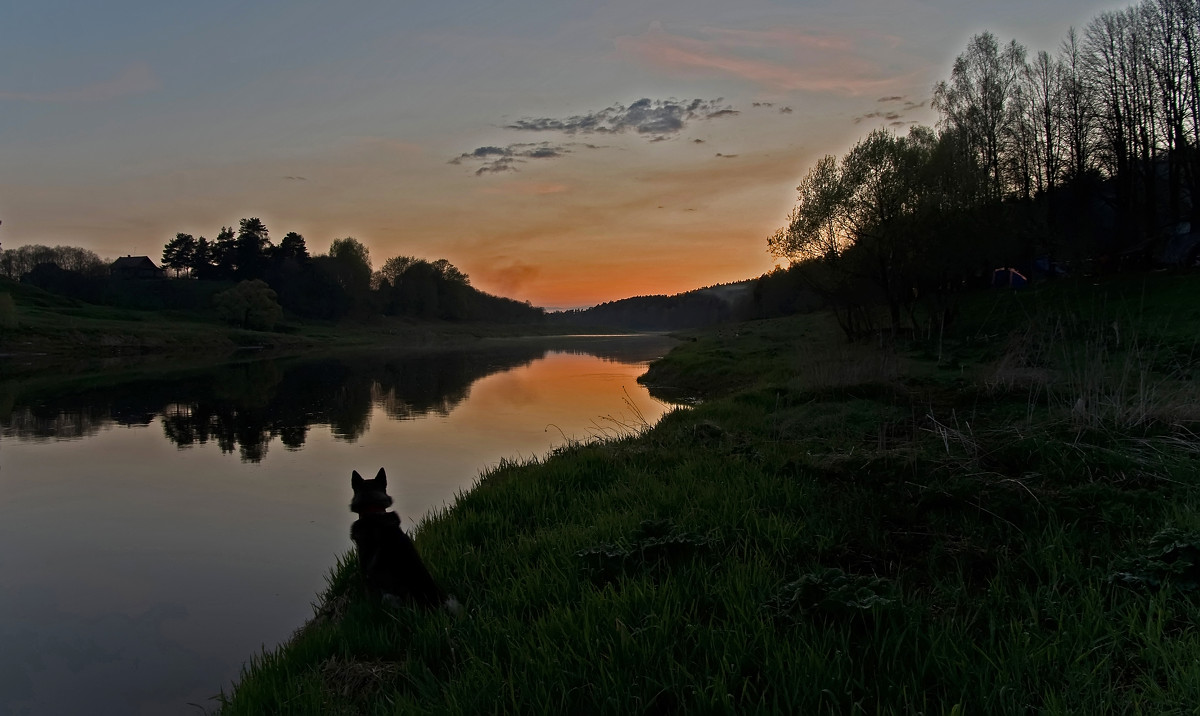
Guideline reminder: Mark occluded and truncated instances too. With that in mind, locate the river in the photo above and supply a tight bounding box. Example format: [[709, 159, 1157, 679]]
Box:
[[0, 335, 676, 716]]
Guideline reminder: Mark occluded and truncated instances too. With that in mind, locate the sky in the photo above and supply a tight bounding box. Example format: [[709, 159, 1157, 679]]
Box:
[[0, 0, 1122, 308]]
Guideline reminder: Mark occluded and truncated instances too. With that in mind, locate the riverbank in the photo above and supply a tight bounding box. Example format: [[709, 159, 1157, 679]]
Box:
[[221, 272, 1200, 713], [0, 277, 600, 371]]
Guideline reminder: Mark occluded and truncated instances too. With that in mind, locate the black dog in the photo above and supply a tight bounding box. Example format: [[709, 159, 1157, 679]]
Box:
[[350, 468, 458, 612]]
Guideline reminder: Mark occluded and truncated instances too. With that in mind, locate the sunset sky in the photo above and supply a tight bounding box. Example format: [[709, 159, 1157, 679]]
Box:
[[1, 0, 1117, 308]]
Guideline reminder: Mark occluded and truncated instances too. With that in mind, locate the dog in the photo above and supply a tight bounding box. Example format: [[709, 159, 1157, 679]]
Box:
[[349, 468, 459, 613]]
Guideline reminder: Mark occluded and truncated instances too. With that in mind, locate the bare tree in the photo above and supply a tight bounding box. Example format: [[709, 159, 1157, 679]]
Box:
[[1059, 27, 1098, 183], [934, 33, 1028, 198]]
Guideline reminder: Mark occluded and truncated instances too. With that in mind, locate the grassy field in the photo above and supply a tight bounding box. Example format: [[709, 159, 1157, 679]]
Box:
[[0, 278, 585, 368], [219, 272, 1200, 714]]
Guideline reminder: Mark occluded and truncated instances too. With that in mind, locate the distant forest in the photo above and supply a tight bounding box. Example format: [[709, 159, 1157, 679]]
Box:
[[3, 0, 1199, 335]]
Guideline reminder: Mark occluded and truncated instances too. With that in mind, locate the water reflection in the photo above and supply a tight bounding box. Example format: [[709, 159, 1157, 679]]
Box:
[[1, 334, 677, 716], [0, 335, 674, 463]]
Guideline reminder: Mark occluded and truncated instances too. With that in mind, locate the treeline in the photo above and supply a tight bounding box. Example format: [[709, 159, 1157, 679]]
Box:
[[768, 0, 1200, 340], [0, 244, 108, 279], [159, 219, 543, 324], [0, 219, 544, 326], [0, 243, 208, 311], [550, 283, 756, 331]]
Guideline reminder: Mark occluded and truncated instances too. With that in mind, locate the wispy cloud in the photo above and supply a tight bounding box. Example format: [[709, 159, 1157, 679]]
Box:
[[505, 97, 737, 138], [473, 259, 542, 296], [615, 25, 927, 95], [0, 63, 159, 103], [753, 101, 794, 114], [853, 95, 928, 125], [449, 142, 583, 175]]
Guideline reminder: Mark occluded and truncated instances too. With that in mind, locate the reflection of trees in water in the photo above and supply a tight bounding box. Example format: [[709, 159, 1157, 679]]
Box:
[[2, 405, 110, 441], [0, 336, 677, 461]]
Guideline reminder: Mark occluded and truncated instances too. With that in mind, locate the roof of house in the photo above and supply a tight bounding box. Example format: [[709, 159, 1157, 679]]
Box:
[[110, 256, 160, 269]]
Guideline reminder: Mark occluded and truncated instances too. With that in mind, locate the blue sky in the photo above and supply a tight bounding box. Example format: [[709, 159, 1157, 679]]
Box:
[[0, 0, 1121, 307]]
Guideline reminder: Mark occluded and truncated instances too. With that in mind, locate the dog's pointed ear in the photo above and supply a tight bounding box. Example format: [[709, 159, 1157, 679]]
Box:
[[374, 467, 387, 487], [351, 470, 364, 489]]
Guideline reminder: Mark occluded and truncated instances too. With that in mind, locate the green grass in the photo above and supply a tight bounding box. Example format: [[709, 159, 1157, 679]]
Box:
[[0, 277, 595, 361], [220, 272, 1200, 714]]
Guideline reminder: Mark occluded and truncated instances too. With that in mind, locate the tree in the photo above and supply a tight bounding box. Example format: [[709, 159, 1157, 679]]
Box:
[[234, 217, 272, 279], [1058, 26, 1096, 184], [431, 258, 470, 285], [327, 237, 373, 313], [274, 231, 309, 263], [374, 255, 420, 290], [213, 226, 237, 279], [213, 279, 283, 330], [768, 154, 850, 261], [934, 32, 1028, 198], [191, 237, 214, 279], [771, 126, 998, 338], [1023, 50, 1065, 194], [162, 233, 197, 277]]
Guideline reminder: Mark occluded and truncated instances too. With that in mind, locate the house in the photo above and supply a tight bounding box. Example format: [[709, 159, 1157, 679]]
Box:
[[110, 255, 165, 280]]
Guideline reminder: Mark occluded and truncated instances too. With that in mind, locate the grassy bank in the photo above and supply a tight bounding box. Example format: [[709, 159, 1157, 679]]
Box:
[[0, 278, 585, 365], [221, 273, 1200, 714]]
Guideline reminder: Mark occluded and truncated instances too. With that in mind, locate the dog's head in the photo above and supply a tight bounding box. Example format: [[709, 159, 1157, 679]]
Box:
[[350, 467, 394, 514]]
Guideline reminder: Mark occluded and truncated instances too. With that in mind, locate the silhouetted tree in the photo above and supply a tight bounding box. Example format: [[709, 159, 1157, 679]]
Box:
[[212, 226, 237, 279], [274, 231, 309, 263], [234, 217, 272, 280], [934, 32, 1028, 199], [162, 233, 197, 277]]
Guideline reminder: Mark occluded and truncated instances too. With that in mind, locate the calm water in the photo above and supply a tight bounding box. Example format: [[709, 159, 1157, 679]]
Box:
[[0, 335, 676, 716]]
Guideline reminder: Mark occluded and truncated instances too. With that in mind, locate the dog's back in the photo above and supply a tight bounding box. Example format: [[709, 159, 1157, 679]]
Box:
[[349, 468, 451, 609]]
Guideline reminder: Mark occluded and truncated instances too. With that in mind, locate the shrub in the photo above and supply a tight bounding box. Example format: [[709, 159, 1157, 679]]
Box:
[[213, 279, 283, 331]]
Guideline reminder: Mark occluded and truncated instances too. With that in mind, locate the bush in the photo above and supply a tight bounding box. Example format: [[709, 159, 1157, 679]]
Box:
[[213, 279, 283, 331], [0, 293, 15, 329]]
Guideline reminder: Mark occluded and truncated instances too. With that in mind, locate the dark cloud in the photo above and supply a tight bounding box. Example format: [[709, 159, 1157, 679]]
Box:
[[283, 175, 308, 181], [779, 106, 793, 114], [505, 97, 737, 139], [468, 146, 509, 158], [752, 101, 774, 108], [693, 138, 706, 144], [715, 153, 739, 159], [853, 110, 902, 124], [449, 141, 586, 175], [877, 95, 905, 103]]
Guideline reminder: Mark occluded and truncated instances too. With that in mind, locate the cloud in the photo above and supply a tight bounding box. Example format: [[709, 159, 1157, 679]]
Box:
[[474, 260, 542, 296], [854, 110, 902, 124], [779, 106, 794, 114], [705, 108, 740, 119], [504, 97, 737, 139], [283, 176, 308, 181], [0, 63, 159, 103], [853, 95, 929, 125], [449, 141, 580, 175], [615, 25, 928, 95]]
